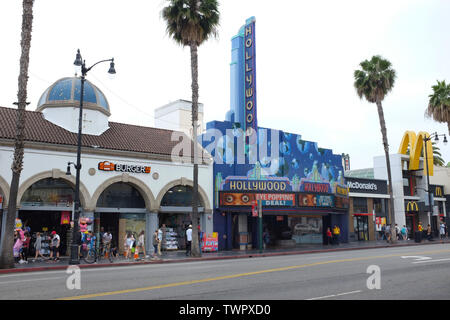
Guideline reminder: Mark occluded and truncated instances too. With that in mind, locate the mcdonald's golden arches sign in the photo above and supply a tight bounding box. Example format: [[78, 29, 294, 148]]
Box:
[[398, 131, 433, 176], [405, 201, 419, 212]]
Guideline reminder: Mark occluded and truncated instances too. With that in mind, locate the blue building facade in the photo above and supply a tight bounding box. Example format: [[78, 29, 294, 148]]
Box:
[[202, 18, 349, 251]]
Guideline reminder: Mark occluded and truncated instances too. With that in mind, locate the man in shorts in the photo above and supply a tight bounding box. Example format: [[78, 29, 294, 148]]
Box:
[[49, 231, 60, 261]]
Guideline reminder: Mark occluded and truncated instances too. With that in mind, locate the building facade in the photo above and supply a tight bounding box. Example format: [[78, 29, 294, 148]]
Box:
[[0, 77, 213, 255], [201, 18, 349, 251]]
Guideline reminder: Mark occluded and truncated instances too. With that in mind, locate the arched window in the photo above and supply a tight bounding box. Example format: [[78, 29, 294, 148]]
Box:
[[96, 182, 145, 208], [161, 185, 204, 207], [21, 178, 74, 207]]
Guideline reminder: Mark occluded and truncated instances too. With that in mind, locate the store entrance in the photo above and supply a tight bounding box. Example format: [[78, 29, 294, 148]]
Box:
[[354, 215, 369, 241], [100, 212, 119, 250], [19, 210, 70, 256], [406, 213, 417, 239]]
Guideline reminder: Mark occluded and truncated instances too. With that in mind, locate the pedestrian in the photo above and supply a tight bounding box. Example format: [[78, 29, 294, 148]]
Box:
[[125, 233, 134, 260], [381, 224, 386, 240], [33, 232, 46, 261], [426, 224, 433, 241], [332, 225, 340, 245], [439, 222, 446, 241], [152, 230, 159, 258], [326, 227, 332, 245], [186, 224, 193, 256], [49, 231, 60, 261], [395, 224, 400, 240], [137, 230, 146, 259], [385, 224, 391, 242], [13, 230, 23, 264], [21, 232, 31, 263], [157, 227, 163, 256], [401, 225, 408, 241], [102, 230, 112, 257]]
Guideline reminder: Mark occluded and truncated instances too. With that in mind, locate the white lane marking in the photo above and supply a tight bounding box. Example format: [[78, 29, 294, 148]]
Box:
[[306, 290, 362, 300], [401, 256, 432, 261], [0, 276, 63, 285], [413, 258, 450, 264]]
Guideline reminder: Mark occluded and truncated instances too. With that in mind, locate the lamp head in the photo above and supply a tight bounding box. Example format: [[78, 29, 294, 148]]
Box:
[[73, 49, 82, 66], [443, 135, 448, 145], [66, 163, 71, 176], [434, 132, 439, 142], [108, 58, 116, 75]]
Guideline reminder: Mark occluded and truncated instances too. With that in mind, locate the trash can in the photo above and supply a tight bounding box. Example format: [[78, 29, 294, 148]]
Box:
[[414, 231, 422, 243]]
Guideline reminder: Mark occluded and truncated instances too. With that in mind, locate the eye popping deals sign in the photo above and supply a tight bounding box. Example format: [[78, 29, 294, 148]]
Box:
[[201, 232, 218, 252], [256, 193, 295, 206]]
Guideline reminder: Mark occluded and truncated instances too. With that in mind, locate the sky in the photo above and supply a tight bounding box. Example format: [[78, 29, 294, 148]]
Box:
[[0, 0, 449, 170]]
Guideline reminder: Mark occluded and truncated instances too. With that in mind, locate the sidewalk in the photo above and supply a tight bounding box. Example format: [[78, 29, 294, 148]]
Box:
[[2, 238, 449, 274]]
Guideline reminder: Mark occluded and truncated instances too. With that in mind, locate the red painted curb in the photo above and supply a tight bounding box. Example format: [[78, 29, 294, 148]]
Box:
[[0, 241, 447, 274]]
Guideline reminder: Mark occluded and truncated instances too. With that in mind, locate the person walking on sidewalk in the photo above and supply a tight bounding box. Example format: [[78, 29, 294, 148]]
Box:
[[49, 231, 60, 261], [157, 227, 163, 256], [137, 230, 146, 259], [33, 232, 46, 261], [385, 224, 391, 242], [152, 230, 159, 258], [401, 225, 408, 241], [186, 225, 193, 256], [326, 227, 332, 245], [440, 222, 446, 241], [332, 225, 340, 245]]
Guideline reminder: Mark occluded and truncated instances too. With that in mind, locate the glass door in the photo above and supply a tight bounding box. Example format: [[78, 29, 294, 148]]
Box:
[[354, 215, 369, 241]]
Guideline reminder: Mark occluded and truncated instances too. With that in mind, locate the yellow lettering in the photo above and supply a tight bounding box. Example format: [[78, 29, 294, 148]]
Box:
[[230, 181, 236, 190], [259, 182, 266, 191], [273, 183, 280, 191], [267, 182, 273, 191], [236, 181, 243, 191], [246, 74, 252, 85], [246, 38, 252, 48], [246, 88, 253, 98], [247, 113, 253, 123], [252, 181, 258, 190], [245, 26, 252, 37], [246, 63, 252, 72], [246, 51, 251, 60], [246, 100, 253, 110]]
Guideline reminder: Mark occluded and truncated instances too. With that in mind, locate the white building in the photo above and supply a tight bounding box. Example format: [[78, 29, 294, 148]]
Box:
[[0, 77, 213, 255]]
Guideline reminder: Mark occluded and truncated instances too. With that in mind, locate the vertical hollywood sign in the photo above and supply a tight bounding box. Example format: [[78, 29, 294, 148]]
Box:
[[244, 20, 257, 132]]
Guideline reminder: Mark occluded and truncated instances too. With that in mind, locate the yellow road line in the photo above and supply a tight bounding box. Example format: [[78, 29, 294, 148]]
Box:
[[59, 247, 450, 300]]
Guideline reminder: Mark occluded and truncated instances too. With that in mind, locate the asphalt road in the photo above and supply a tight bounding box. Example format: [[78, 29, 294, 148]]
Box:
[[0, 243, 449, 301]]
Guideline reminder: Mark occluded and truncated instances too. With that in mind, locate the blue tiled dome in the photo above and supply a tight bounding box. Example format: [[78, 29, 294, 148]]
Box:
[[37, 77, 110, 114]]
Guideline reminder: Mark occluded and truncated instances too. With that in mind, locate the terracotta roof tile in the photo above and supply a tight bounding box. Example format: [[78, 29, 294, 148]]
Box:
[[0, 106, 206, 160]]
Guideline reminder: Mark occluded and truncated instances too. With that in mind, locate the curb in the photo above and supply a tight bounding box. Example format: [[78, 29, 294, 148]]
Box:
[[0, 240, 447, 274]]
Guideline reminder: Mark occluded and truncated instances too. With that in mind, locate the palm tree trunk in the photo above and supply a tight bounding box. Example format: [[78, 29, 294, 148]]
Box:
[[376, 100, 396, 243], [0, 0, 34, 269], [190, 41, 201, 257]]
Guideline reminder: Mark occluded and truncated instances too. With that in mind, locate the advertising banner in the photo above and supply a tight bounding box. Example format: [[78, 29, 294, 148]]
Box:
[[201, 232, 218, 252], [255, 193, 295, 206]]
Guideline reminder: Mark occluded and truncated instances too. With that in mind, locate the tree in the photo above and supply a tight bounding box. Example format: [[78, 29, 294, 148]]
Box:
[[354, 55, 397, 243], [0, 0, 34, 269], [426, 80, 450, 136], [162, 0, 219, 257]]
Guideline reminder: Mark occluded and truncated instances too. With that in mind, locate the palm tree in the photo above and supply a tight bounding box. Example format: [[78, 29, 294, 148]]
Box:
[[162, 0, 219, 257], [426, 80, 450, 136], [354, 55, 397, 243], [0, 0, 34, 269]]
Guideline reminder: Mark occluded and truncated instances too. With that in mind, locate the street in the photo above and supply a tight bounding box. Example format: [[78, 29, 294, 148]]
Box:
[[0, 243, 449, 300]]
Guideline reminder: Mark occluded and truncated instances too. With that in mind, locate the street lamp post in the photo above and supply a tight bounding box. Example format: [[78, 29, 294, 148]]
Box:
[[423, 132, 447, 236], [68, 49, 116, 265]]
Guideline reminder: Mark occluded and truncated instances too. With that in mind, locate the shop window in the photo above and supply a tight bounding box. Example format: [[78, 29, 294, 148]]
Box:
[[97, 182, 145, 208], [161, 185, 204, 207], [353, 198, 368, 214], [21, 178, 74, 207]]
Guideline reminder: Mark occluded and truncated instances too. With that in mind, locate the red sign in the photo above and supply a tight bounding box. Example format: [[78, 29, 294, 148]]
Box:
[[252, 201, 258, 217], [60, 211, 71, 225], [201, 233, 218, 252]]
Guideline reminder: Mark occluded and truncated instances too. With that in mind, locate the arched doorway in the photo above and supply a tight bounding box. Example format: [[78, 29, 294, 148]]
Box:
[[159, 185, 204, 250], [19, 178, 75, 257], [95, 182, 147, 254]]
